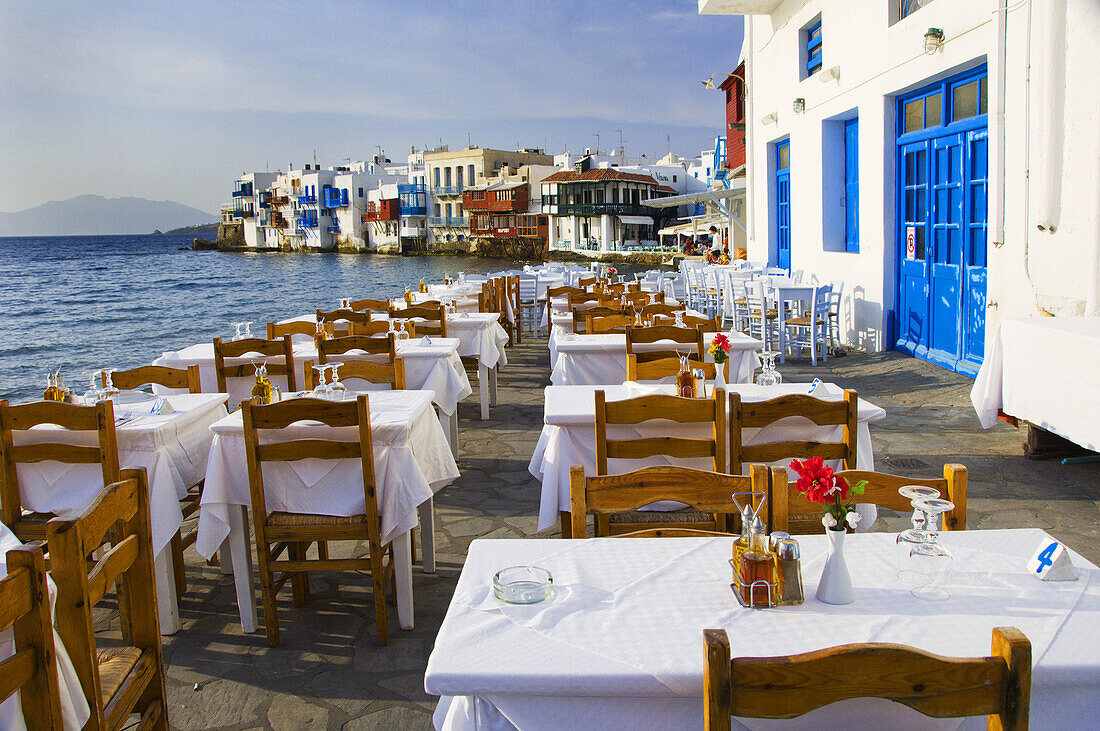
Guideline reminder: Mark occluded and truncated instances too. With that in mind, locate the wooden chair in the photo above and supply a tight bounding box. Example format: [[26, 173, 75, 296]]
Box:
[[586, 313, 635, 334], [348, 297, 391, 313], [729, 390, 858, 479], [621, 292, 653, 309], [103, 365, 205, 596], [47, 468, 169, 730], [0, 544, 64, 730], [267, 320, 332, 340], [586, 387, 727, 536], [703, 626, 1030, 730], [319, 333, 397, 365], [577, 275, 598, 288], [569, 464, 767, 538], [241, 395, 393, 647], [679, 314, 720, 331], [349, 319, 391, 337], [769, 464, 967, 535], [0, 400, 120, 543], [303, 358, 406, 391], [571, 306, 628, 334], [388, 304, 447, 338], [212, 335, 297, 396], [107, 364, 201, 394], [627, 354, 729, 384], [507, 275, 522, 345], [316, 309, 375, 337], [625, 325, 704, 363], [567, 292, 616, 309], [639, 303, 683, 324], [547, 285, 584, 299]]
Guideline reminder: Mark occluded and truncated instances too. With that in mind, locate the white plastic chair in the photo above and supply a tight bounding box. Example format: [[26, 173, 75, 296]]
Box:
[[745, 279, 774, 350], [827, 280, 844, 352], [783, 284, 832, 365], [518, 274, 540, 336]]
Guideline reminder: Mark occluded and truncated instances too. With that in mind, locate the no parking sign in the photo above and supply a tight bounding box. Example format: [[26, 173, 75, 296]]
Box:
[[906, 226, 916, 259]]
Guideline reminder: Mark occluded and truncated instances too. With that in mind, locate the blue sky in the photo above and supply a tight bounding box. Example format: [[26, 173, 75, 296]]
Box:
[[0, 1, 742, 215]]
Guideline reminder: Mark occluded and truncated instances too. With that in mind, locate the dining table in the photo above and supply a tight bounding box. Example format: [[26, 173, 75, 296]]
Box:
[[426, 529, 1100, 730], [195, 389, 460, 633], [528, 382, 885, 535], [550, 330, 763, 386], [11, 392, 229, 634], [0, 522, 91, 730]]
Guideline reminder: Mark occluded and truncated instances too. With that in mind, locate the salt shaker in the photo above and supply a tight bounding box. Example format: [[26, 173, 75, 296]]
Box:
[[775, 536, 804, 604]]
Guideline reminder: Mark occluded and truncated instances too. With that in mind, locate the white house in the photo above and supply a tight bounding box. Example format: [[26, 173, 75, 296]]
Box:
[[231, 172, 277, 247], [700, 0, 1100, 375]]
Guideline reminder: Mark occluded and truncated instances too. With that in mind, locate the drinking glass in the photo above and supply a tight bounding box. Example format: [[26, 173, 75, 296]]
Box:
[[674, 311, 685, 328], [233, 322, 245, 341], [693, 368, 707, 398], [241, 322, 253, 339], [340, 298, 352, 310], [84, 372, 103, 404], [311, 364, 331, 399], [102, 369, 120, 399], [328, 362, 347, 401], [755, 351, 782, 386], [905, 497, 956, 601], [895, 485, 942, 580]]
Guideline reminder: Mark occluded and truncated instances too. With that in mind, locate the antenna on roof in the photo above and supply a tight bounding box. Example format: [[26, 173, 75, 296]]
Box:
[[313, 149, 317, 165], [615, 129, 624, 158], [467, 132, 472, 147], [666, 135, 671, 156], [593, 132, 600, 156]]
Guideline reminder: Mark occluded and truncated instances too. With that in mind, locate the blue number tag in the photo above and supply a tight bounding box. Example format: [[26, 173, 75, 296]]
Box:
[[1035, 542, 1058, 573]]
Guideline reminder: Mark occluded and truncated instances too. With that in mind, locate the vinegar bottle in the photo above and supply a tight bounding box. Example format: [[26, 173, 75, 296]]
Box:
[[739, 515, 775, 607], [676, 355, 695, 398]]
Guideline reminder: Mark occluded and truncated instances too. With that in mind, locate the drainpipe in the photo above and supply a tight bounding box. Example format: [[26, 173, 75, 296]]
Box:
[[1035, 0, 1066, 234], [744, 19, 755, 253]]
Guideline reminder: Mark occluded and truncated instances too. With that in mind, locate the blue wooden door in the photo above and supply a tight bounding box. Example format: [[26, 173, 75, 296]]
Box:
[[930, 134, 964, 360], [962, 129, 988, 370], [844, 119, 859, 251], [898, 142, 929, 353], [775, 139, 791, 270]]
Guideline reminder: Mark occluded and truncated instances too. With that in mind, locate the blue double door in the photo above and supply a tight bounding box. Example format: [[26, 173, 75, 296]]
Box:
[[895, 68, 989, 375], [774, 139, 791, 271]]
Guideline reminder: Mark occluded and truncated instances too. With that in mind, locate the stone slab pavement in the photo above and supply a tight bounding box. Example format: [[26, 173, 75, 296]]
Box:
[[147, 339, 1098, 729]]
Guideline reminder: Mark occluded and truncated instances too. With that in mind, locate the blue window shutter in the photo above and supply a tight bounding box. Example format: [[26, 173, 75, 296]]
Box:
[[805, 20, 823, 77], [844, 118, 859, 252]]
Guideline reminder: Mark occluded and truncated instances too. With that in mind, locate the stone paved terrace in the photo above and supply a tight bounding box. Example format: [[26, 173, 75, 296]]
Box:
[[158, 337, 1100, 729]]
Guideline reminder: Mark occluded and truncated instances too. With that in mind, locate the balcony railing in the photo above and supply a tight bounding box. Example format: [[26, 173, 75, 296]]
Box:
[[326, 225, 340, 233], [428, 216, 469, 227], [297, 194, 317, 205], [295, 216, 318, 228], [554, 203, 656, 216], [322, 188, 349, 208], [432, 185, 463, 196]]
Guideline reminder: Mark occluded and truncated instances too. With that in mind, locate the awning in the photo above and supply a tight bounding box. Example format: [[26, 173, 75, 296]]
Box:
[[642, 181, 745, 208], [618, 215, 653, 225]]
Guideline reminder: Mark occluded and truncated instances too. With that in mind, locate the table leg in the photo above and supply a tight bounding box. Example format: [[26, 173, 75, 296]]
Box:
[[478, 362, 489, 420], [222, 505, 258, 634], [489, 365, 498, 407], [438, 406, 458, 459], [153, 547, 181, 635], [393, 531, 414, 630], [418, 498, 436, 573]]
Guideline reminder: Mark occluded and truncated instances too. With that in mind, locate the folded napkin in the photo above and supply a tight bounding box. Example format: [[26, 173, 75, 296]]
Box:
[[114, 396, 173, 422]]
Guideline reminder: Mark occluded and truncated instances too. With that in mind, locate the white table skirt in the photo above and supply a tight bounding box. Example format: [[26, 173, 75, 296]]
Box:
[[971, 317, 1100, 451], [196, 389, 460, 556], [0, 523, 90, 731], [550, 331, 763, 386], [445, 313, 510, 369], [13, 393, 228, 554], [426, 530, 1100, 731], [155, 336, 472, 416], [528, 382, 884, 533]]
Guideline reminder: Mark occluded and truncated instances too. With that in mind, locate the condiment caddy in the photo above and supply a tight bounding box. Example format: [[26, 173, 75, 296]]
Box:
[[729, 491, 804, 608]]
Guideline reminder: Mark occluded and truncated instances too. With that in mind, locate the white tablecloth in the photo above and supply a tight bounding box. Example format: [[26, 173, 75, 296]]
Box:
[[13, 393, 228, 554], [551, 331, 763, 386], [0, 523, 90, 731], [426, 529, 1100, 730], [196, 389, 460, 556], [154, 340, 318, 406], [528, 382, 884, 533], [446, 313, 510, 369], [971, 317, 1100, 451], [155, 336, 472, 416]]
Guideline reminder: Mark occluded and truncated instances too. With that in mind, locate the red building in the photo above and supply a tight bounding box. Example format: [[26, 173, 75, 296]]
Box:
[[719, 61, 747, 170], [465, 182, 546, 239], [362, 198, 400, 222]]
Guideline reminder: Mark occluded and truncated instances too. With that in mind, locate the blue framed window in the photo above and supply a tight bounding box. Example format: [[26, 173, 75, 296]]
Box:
[[844, 118, 859, 252], [804, 20, 822, 78]]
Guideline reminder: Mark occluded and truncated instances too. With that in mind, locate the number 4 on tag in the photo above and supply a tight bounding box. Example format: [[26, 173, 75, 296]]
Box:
[[1026, 539, 1078, 581]]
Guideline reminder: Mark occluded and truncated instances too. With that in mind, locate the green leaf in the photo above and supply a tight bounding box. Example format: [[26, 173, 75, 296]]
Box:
[[851, 479, 868, 495]]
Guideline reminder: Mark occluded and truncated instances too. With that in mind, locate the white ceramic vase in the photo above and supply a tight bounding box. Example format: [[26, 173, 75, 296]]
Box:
[[714, 362, 728, 391], [816, 528, 855, 605]]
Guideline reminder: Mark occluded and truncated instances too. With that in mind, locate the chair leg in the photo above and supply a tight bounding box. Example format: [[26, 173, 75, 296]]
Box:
[[316, 541, 329, 561], [289, 543, 309, 607], [171, 530, 187, 597], [256, 543, 280, 647], [369, 538, 390, 645]]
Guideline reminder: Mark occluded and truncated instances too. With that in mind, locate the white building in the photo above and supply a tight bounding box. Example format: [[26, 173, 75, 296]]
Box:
[[700, 0, 1100, 375], [231, 172, 278, 247]]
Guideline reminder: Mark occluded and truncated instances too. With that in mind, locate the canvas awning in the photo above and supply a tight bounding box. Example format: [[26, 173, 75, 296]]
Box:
[[618, 215, 653, 225]]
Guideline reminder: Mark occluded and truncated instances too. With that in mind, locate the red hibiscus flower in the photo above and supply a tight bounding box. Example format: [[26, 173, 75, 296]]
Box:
[[711, 333, 731, 354], [790, 456, 841, 505]]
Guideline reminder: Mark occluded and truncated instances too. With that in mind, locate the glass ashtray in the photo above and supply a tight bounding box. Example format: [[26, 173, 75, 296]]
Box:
[[492, 566, 553, 605]]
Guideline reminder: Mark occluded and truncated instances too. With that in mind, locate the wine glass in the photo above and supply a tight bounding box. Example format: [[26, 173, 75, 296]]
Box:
[[906, 497, 956, 601], [311, 363, 331, 399], [232, 322, 245, 341], [83, 372, 103, 404], [895, 485, 942, 580], [241, 321, 253, 339], [673, 310, 685, 328], [102, 369, 120, 399], [328, 362, 347, 401], [755, 351, 782, 386]]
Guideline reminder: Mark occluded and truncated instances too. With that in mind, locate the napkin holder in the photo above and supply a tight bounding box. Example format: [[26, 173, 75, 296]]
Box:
[[1026, 538, 1078, 581]]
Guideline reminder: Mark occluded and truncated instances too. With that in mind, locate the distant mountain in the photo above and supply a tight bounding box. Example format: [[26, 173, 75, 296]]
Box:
[[0, 195, 217, 236], [165, 222, 219, 236]]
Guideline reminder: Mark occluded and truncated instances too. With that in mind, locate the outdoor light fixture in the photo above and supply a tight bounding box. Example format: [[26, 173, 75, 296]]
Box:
[[792, 98, 806, 114], [761, 112, 778, 125], [924, 27, 945, 54], [819, 65, 840, 83]]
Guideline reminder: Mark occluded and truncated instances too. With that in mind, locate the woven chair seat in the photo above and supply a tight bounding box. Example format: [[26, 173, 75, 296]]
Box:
[[19, 510, 53, 524], [97, 646, 142, 705], [748, 310, 779, 319], [786, 316, 825, 327], [267, 512, 367, 527], [609, 506, 715, 525]]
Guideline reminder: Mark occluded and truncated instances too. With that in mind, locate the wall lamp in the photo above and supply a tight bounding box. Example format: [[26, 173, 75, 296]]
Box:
[[792, 98, 806, 114], [761, 112, 778, 125], [819, 65, 840, 83], [924, 27, 945, 54]]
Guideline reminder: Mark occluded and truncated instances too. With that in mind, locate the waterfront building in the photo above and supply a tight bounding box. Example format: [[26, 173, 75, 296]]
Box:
[[231, 172, 278, 247], [700, 0, 1100, 375], [464, 164, 557, 254], [423, 146, 554, 250]]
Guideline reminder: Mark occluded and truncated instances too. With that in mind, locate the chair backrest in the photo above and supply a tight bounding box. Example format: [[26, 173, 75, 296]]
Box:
[[241, 395, 379, 550], [572, 306, 628, 334], [627, 355, 728, 383], [625, 325, 704, 362], [268, 320, 332, 340], [746, 279, 767, 313], [569, 464, 767, 538], [621, 292, 651, 308], [47, 468, 168, 730], [639, 303, 685, 323], [577, 275, 597, 288], [828, 280, 844, 313], [595, 387, 727, 476], [769, 464, 967, 534], [213, 336, 297, 394], [107, 364, 201, 394], [729, 390, 858, 477], [388, 304, 447, 337], [318, 333, 397, 364], [518, 274, 538, 301], [547, 285, 584, 299], [679, 314, 719, 331], [349, 297, 391, 313], [568, 292, 616, 309], [303, 358, 406, 391], [0, 400, 121, 542], [587, 314, 635, 334], [349, 319, 391, 337], [316, 308, 375, 329], [0, 544, 63, 729], [702, 627, 1030, 730]]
